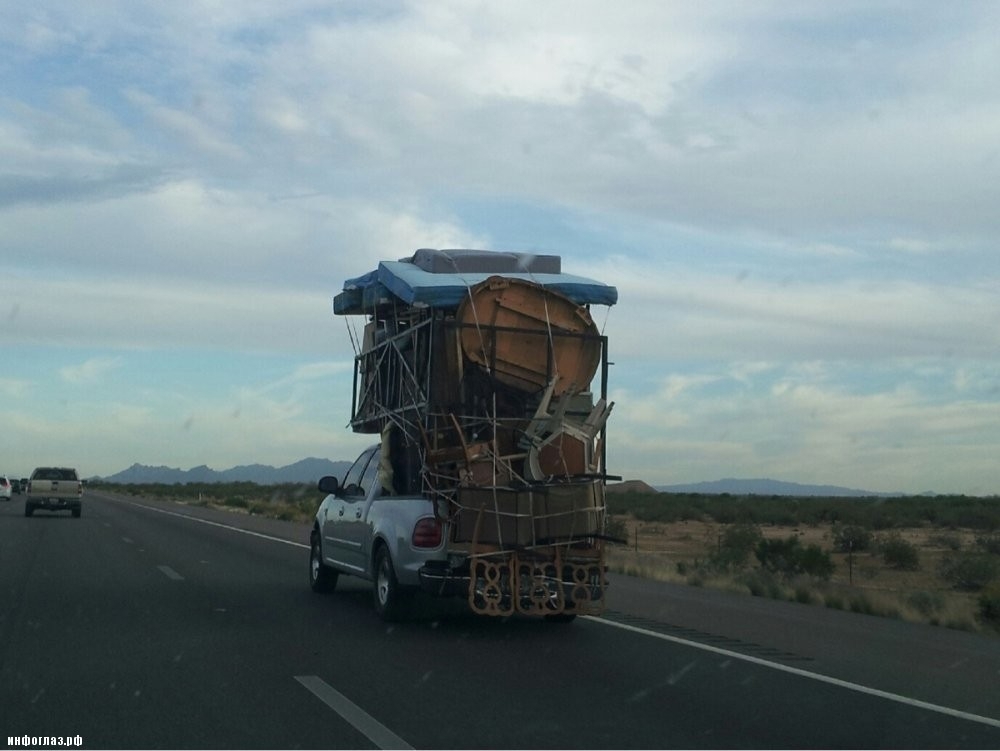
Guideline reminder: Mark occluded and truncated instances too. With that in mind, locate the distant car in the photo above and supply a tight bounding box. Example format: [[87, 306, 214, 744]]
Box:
[[0, 476, 11, 501]]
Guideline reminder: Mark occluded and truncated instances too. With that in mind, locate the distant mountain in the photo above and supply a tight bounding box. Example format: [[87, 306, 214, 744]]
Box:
[[655, 478, 887, 497], [96, 457, 352, 485], [606, 479, 659, 494]]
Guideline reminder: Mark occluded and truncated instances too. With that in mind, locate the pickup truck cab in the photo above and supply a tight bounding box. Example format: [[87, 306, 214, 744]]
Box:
[[309, 445, 444, 621], [25, 467, 83, 517]]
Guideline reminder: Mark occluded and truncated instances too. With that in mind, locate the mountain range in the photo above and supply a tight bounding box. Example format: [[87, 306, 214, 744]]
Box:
[[653, 478, 890, 496], [96, 460, 891, 496], [96, 458, 352, 485]]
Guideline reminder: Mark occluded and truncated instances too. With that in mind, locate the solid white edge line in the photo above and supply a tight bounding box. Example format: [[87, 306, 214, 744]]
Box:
[[295, 675, 414, 750], [101, 495, 309, 548], [582, 615, 1000, 730]]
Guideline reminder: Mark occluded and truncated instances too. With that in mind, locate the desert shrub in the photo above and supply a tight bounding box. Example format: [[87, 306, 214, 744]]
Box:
[[754, 536, 834, 581], [976, 534, 1000, 555], [223, 495, 249, 509], [824, 593, 845, 610], [740, 569, 784, 599], [849, 594, 875, 615], [978, 583, 1000, 629], [939, 553, 999, 591], [797, 544, 836, 581], [710, 522, 763, 571], [928, 533, 963, 551], [878, 533, 920, 570], [831, 524, 873, 552], [604, 515, 629, 545], [906, 590, 944, 616]]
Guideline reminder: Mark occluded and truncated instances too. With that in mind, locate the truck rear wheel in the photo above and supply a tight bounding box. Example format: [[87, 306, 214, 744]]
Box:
[[24, 504, 33, 517], [544, 613, 577, 623]]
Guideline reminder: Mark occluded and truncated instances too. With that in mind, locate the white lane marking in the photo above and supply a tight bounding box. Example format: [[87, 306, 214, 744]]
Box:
[[102, 496, 308, 549], [583, 615, 1000, 729], [157, 565, 184, 581], [122, 537, 134, 544], [295, 675, 413, 750]]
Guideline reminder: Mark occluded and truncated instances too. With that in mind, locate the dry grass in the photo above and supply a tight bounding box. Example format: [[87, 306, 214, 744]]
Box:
[[607, 517, 989, 633], [130, 483, 995, 634]]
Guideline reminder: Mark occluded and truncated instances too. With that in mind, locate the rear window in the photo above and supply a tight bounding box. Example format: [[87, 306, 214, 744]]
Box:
[[32, 468, 79, 481]]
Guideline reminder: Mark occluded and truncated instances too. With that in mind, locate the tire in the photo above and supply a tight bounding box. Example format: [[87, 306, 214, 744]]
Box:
[[544, 613, 577, 623], [72, 508, 81, 518], [309, 532, 338, 593], [24, 504, 33, 517], [373, 545, 408, 622]]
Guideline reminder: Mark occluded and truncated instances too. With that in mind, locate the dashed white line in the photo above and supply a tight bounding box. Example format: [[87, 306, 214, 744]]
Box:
[[295, 675, 413, 750], [157, 565, 184, 581]]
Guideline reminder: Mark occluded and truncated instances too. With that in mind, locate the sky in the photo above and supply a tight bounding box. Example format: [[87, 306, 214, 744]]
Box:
[[2, 1, 1000, 495]]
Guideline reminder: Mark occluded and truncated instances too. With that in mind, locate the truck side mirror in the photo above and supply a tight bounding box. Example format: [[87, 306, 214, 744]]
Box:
[[317, 475, 340, 495]]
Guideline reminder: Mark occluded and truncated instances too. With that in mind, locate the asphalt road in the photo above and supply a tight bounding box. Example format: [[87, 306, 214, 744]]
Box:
[[2, 491, 1000, 749]]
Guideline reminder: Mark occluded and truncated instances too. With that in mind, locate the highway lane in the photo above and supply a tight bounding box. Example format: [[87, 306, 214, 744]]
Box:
[[2, 491, 999, 749]]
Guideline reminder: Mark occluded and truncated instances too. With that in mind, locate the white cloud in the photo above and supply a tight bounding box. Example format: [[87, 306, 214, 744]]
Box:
[[0, 377, 31, 398], [4, 2, 1000, 493], [607, 360, 1000, 494], [60, 357, 123, 384]]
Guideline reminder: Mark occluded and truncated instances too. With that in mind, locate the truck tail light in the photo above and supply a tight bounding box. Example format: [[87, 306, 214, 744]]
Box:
[[412, 518, 442, 548]]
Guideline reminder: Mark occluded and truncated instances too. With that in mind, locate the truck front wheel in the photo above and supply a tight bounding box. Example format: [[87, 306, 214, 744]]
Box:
[[373, 546, 408, 622], [309, 533, 338, 593]]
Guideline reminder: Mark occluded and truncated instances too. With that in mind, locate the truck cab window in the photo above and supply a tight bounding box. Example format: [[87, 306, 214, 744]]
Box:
[[341, 447, 376, 497]]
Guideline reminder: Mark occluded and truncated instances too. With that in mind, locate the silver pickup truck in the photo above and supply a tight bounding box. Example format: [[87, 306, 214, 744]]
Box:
[[315, 250, 615, 622], [25, 466, 83, 517], [309, 443, 606, 622]]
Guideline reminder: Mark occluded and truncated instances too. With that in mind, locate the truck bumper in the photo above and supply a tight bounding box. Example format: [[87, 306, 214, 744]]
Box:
[[419, 554, 608, 616], [30, 498, 81, 510], [418, 562, 471, 597]]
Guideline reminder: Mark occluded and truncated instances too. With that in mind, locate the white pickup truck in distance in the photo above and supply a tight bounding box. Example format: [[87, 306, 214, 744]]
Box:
[[25, 467, 83, 517]]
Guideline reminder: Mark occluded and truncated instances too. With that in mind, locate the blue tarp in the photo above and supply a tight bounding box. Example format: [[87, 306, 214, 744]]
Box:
[[333, 254, 618, 315]]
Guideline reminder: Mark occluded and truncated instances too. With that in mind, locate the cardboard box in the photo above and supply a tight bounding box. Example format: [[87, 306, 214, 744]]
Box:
[[453, 481, 604, 546], [536, 481, 604, 541], [454, 487, 536, 546]]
